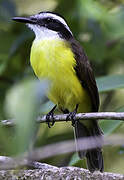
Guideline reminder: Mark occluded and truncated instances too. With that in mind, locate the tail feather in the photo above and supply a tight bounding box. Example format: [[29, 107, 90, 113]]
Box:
[[74, 120, 104, 172], [86, 148, 104, 172]]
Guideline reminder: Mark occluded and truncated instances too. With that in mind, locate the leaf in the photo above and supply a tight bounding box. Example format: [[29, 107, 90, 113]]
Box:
[[5, 79, 48, 155], [69, 153, 80, 165], [96, 75, 124, 92], [100, 107, 124, 135], [69, 153, 86, 168], [39, 101, 55, 115]]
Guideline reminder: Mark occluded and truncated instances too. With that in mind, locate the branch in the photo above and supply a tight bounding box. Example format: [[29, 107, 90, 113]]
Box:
[[0, 159, 123, 180], [1, 112, 124, 127]]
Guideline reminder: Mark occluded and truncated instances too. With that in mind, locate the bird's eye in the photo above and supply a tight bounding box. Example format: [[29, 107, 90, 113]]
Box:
[[46, 18, 51, 23]]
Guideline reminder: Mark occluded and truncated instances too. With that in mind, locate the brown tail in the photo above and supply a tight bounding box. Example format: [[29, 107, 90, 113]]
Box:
[[74, 120, 104, 172]]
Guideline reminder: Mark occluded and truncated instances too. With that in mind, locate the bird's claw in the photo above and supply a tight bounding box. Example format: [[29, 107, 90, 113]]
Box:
[[46, 112, 55, 128], [66, 104, 79, 127], [66, 111, 76, 127], [46, 105, 57, 128]]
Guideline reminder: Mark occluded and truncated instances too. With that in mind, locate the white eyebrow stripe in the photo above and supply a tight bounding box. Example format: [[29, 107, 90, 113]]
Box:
[[33, 12, 73, 35], [43, 13, 67, 26]]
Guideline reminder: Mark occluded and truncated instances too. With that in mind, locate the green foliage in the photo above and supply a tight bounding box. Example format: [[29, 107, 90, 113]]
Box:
[[100, 106, 124, 136], [97, 75, 124, 92], [0, 0, 124, 174], [69, 153, 83, 167], [5, 79, 48, 154]]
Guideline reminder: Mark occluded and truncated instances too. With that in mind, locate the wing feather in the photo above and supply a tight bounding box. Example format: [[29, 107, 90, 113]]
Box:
[[70, 38, 99, 112]]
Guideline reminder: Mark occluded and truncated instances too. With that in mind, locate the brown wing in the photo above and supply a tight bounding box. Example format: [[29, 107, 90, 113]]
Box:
[[70, 38, 99, 112]]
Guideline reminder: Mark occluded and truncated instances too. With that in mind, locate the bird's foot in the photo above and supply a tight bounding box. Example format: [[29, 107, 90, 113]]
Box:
[[66, 104, 79, 127], [46, 105, 57, 128]]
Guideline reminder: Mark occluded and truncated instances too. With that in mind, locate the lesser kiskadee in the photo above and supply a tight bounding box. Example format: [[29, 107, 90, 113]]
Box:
[[12, 12, 103, 172]]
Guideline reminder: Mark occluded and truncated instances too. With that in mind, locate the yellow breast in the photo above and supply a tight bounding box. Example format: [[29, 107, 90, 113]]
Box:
[[30, 38, 91, 112]]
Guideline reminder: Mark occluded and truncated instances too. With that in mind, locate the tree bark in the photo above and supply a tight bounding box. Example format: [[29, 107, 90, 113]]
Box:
[[0, 164, 124, 180]]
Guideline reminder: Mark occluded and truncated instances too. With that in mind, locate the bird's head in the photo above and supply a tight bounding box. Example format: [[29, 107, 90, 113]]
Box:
[[12, 12, 73, 40]]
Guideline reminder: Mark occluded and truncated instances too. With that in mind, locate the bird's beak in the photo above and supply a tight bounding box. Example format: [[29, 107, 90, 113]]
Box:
[[12, 16, 36, 24]]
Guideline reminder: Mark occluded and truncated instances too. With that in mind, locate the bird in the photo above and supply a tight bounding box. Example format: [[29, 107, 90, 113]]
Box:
[[12, 11, 104, 172]]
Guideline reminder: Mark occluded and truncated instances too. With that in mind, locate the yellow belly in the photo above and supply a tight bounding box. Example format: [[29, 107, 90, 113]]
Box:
[[30, 39, 91, 113]]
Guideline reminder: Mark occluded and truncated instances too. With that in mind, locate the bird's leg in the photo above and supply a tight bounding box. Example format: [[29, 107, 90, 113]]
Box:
[[46, 105, 57, 128], [66, 104, 79, 127], [62, 108, 69, 114]]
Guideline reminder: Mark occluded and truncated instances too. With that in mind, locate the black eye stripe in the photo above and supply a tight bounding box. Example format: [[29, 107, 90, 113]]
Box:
[[34, 15, 73, 39]]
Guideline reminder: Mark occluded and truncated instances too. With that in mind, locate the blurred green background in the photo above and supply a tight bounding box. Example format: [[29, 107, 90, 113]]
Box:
[[0, 0, 124, 174]]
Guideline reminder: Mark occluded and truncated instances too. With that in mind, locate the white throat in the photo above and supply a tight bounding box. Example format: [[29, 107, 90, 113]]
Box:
[[27, 24, 60, 40]]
